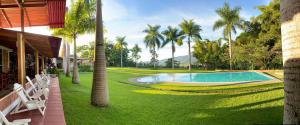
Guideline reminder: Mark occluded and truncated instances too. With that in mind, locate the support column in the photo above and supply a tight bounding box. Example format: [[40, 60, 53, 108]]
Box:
[[17, 33, 25, 85], [35, 50, 39, 75]]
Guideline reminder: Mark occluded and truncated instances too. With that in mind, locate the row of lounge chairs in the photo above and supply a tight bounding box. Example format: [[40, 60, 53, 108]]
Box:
[[0, 72, 51, 125]]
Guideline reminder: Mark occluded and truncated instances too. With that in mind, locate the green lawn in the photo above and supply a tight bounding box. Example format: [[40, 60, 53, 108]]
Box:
[[59, 68, 284, 125]]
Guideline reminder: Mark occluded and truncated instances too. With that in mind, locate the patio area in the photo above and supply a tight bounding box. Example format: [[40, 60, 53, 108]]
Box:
[[7, 77, 66, 125]]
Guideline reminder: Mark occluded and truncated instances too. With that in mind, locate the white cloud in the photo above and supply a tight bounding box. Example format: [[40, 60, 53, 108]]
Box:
[[102, 0, 128, 21]]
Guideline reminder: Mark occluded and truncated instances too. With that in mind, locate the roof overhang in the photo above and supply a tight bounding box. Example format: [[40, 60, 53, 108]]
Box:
[[0, 28, 61, 57], [0, 0, 66, 28]]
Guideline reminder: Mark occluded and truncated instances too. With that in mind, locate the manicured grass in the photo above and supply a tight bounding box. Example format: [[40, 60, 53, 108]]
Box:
[[59, 68, 284, 125]]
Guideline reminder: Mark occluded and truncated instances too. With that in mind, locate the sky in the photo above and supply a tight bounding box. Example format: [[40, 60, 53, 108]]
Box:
[[14, 0, 272, 62]]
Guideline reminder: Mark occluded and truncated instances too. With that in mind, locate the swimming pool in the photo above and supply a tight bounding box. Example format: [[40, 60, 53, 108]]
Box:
[[135, 72, 274, 84]]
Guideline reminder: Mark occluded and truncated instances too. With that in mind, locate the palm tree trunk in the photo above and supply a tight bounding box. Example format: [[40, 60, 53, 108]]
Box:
[[63, 41, 67, 74], [153, 47, 156, 69], [72, 35, 80, 84], [66, 42, 70, 77], [136, 60, 138, 68], [91, 0, 109, 107], [228, 32, 232, 70], [281, 0, 300, 123], [121, 49, 123, 68], [172, 42, 175, 69], [188, 37, 191, 71]]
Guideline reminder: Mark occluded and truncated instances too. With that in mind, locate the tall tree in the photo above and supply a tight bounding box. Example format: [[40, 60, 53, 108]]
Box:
[[280, 0, 300, 123], [143, 24, 163, 68], [213, 2, 243, 70], [161, 26, 184, 69], [115, 36, 127, 68], [52, 30, 71, 77], [91, 0, 109, 106], [179, 19, 202, 71], [131, 44, 142, 68], [52, 0, 95, 84]]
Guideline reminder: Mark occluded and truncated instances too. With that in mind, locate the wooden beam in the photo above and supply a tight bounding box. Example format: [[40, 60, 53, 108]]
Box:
[[24, 8, 31, 26], [0, 2, 46, 9], [13, 0, 23, 8], [17, 33, 25, 85], [20, 4, 24, 32], [35, 50, 39, 74], [1, 10, 12, 27]]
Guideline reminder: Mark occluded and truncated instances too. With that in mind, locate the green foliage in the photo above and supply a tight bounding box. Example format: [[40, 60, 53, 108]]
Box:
[[193, 39, 225, 69], [179, 19, 202, 42], [165, 58, 180, 68], [104, 40, 134, 67], [234, 0, 282, 69], [213, 2, 243, 37], [47, 67, 59, 75], [78, 65, 93, 72], [161, 26, 184, 49], [77, 42, 95, 62], [131, 44, 142, 66], [143, 24, 164, 68], [52, 0, 96, 40]]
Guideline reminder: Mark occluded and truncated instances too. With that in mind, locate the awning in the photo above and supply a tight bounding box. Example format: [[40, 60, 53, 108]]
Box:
[[0, 28, 61, 57], [0, 0, 66, 28]]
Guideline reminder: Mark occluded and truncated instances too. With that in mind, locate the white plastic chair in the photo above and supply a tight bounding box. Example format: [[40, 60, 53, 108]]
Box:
[[0, 111, 31, 125], [26, 76, 49, 100], [11, 83, 46, 116]]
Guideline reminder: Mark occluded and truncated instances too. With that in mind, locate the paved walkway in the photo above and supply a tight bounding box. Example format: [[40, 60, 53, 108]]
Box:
[[8, 77, 66, 125]]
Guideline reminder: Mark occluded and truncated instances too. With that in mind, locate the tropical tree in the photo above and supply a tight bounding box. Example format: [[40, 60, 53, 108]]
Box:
[[161, 26, 184, 69], [179, 19, 202, 71], [91, 0, 108, 106], [143, 24, 163, 68], [213, 2, 243, 70], [115, 36, 127, 68], [52, 0, 95, 84], [131, 44, 142, 68], [193, 39, 222, 70], [52, 30, 71, 77]]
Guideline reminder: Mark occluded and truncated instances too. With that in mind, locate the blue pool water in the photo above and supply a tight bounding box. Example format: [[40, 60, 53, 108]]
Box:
[[136, 72, 273, 83]]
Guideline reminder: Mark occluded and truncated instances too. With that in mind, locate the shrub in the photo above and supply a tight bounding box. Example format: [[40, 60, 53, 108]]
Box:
[[79, 65, 93, 72]]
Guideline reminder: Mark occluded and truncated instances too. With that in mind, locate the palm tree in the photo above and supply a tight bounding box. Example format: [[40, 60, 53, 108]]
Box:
[[280, 0, 300, 123], [115, 36, 127, 68], [161, 26, 184, 69], [52, 30, 71, 77], [52, 0, 95, 84], [91, 0, 108, 106], [131, 44, 142, 68], [143, 24, 163, 68], [179, 19, 202, 71], [213, 2, 243, 70]]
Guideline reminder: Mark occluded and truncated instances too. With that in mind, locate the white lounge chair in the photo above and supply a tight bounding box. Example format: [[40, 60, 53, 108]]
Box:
[[26, 76, 49, 100], [41, 72, 50, 83], [35, 75, 49, 87], [11, 83, 46, 116], [0, 111, 31, 125]]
